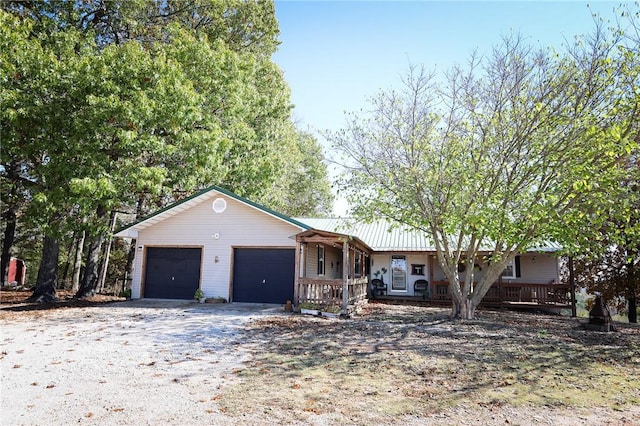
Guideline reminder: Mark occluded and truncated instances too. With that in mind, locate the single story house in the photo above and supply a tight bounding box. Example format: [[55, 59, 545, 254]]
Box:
[[115, 185, 570, 311]]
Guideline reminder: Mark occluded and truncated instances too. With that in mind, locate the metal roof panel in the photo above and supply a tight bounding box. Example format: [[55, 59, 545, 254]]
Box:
[[294, 217, 561, 253]]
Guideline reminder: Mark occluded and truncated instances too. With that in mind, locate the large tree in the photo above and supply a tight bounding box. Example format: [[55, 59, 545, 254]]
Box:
[[561, 146, 640, 323], [268, 129, 334, 216], [1, 1, 332, 300], [547, 8, 640, 322], [331, 18, 638, 319], [1, 11, 89, 300]]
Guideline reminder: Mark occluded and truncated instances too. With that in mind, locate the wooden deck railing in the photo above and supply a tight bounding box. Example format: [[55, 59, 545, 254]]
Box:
[[429, 281, 572, 306], [297, 278, 572, 312], [348, 277, 369, 305], [297, 277, 368, 309]]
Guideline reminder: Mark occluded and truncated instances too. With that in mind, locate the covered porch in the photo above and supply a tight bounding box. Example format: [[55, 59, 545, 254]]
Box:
[[294, 229, 372, 316]]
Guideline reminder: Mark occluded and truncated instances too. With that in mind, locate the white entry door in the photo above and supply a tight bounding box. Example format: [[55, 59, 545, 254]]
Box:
[[391, 255, 407, 291]]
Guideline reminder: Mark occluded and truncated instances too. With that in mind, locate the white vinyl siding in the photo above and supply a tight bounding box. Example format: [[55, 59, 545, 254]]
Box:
[[516, 254, 559, 284], [305, 244, 341, 279], [305, 245, 318, 279], [372, 253, 430, 295], [431, 254, 559, 285]]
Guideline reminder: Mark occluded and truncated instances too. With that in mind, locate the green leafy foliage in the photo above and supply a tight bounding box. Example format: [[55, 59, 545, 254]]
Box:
[[1, 1, 331, 295], [330, 9, 640, 319]]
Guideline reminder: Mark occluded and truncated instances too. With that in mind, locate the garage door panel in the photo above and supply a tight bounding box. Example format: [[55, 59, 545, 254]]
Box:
[[144, 247, 202, 299], [233, 248, 294, 304]]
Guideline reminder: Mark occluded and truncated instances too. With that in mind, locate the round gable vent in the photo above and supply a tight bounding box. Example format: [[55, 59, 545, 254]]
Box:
[[212, 198, 227, 213]]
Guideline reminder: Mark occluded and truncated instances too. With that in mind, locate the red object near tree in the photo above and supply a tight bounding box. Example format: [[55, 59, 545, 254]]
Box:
[[7, 257, 26, 286]]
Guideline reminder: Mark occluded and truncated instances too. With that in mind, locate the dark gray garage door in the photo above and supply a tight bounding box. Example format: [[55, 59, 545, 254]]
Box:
[[232, 248, 294, 303], [144, 247, 202, 299]]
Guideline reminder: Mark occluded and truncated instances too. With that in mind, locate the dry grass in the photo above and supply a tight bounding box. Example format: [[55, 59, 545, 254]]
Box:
[[221, 302, 640, 424]]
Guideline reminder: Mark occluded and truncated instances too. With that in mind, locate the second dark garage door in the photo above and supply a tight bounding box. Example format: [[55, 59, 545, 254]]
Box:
[[232, 248, 294, 304]]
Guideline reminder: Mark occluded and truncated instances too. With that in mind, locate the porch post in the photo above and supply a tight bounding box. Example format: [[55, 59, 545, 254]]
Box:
[[294, 239, 301, 308], [568, 256, 577, 318], [429, 254, 435, 301], [342, 241, 349, 316]]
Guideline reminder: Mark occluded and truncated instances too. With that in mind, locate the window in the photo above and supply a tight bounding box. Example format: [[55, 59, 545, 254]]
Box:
[[411, 264, 425, 275], [354, 255, 361, 277], [501, 256, 521, 279], [501, 261, 516, 278], [317, 246, 325, 275]]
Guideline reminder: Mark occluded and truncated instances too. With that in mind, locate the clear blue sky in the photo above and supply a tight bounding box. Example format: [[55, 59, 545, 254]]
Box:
[[272, 1, 621, 213], [274, 1, 621, 132]]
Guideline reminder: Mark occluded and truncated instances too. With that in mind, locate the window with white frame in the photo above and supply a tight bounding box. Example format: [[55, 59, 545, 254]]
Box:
[[501, 256, 520, 279], [317, 245, 325, 276]]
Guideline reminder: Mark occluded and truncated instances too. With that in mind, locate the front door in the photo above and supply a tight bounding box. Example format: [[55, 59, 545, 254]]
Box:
[[391, 255, 407, 291]]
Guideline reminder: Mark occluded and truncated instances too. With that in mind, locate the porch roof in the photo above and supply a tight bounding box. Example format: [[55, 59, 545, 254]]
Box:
[[296, 228, 373, 254], [296, 218, 432, 252], [295, 217, 562, 253]]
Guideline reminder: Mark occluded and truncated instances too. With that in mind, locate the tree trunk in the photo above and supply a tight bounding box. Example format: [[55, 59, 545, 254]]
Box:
[[451, 300, 460, 317], [627, 250, 637, 323], [28, 235, 60, 302], [628, 296, 637, 323], [568, 256, 577, 318], [452, 297, 477, 319], [97, 210, 118, 293], [119, 195, 145, 296], [76, 205, 107, 298], [71, 230, 85, 292], [1, 208, 17, 286], [462, 298, 477, 319], [76, 234, 104, 298], [61, 236, 75, 288], [122, 239, 136, 294]]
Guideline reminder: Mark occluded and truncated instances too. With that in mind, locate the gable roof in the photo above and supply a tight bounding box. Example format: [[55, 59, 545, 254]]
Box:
[[114, 185, 311, 238]]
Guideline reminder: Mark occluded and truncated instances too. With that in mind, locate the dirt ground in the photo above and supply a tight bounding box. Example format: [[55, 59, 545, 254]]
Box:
[[0, 288, 125, 307], [0, 295, 284, 425], [1, 292, 639, 425], [223, 302, 640, 425]]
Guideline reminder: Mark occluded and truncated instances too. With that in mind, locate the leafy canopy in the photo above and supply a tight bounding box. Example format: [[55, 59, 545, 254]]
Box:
[[330, 12, 639, 318]]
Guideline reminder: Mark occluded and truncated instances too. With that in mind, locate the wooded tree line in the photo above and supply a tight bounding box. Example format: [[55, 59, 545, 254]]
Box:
[[331, 6, 639, 320], [0, 0, 333, 301]]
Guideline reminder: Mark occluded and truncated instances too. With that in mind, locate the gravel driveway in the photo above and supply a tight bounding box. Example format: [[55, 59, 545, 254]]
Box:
[[0, 300, 284, 425]]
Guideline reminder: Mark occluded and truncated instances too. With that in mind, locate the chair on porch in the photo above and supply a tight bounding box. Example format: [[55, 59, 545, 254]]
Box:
[[414, 279, 429, 299], [371, 279, 387, 298]]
